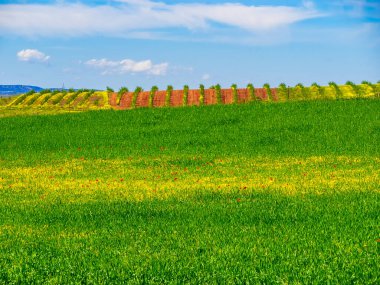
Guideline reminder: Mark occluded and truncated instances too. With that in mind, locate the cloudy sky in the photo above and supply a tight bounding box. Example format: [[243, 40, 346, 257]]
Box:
[[0, 0, 379, 90]]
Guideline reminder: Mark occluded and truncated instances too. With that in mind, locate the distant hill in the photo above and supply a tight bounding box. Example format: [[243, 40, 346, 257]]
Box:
[[0, 85, 44, 96]]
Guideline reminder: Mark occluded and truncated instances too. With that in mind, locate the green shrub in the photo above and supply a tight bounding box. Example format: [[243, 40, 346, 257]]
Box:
[[149, 86, 158, 108], [263, 83, 272, 101], [231, 84, 238, 104], [106, 87, 114, 104], [360, 81, 376, 98], [215, 84, 222, 104], [132, 87, 143, 109], [361, 81, 376, 90], [199, 84, 205, 106], [295, 83, 307, 100], [183, 85, 189, 107], [310, 82, 323, 99], [345, 81, 361, 98], [247, 83, 255, 102], [165, 85, 173, 107], [277, 83, 288, 101], [117, 87, 129, 105], [329, 82, 343, 99], [40, 89, 51, 95]]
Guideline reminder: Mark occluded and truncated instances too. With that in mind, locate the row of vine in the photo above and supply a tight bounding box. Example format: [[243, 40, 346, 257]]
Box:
[[9, 81, 379, 108], [111, 80, 378, 108]]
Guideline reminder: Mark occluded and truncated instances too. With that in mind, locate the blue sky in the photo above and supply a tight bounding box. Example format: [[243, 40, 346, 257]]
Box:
[[0, 0, 379, 90]]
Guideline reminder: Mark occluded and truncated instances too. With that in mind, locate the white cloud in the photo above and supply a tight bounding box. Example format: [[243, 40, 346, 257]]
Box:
[[17, 49, 50, 63], [0, 1, 322, 38], [85, 58, 169, 76], [202, 74, 211, 81]]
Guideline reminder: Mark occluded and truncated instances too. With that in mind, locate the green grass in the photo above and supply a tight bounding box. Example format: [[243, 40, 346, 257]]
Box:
[[1, 100, 379, 160], [0, 99, 379, 283]]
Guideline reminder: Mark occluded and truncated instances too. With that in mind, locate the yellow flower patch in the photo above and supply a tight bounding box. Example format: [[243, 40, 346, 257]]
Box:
[[1, 155, 378, 203]]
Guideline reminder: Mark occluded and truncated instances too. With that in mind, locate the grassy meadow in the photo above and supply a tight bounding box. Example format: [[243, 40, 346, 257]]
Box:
[[0, 99, 379, 283]]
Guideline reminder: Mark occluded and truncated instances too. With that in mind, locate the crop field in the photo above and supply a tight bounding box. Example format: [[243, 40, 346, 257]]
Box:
[[0, 99, 379, 283]]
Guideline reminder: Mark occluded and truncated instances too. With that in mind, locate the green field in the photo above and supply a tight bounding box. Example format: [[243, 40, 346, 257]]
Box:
[[0, 99, 379, 283]]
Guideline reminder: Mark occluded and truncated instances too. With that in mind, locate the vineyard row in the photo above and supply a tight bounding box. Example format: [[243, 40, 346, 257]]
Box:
[[4, 81, 380, 110]]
